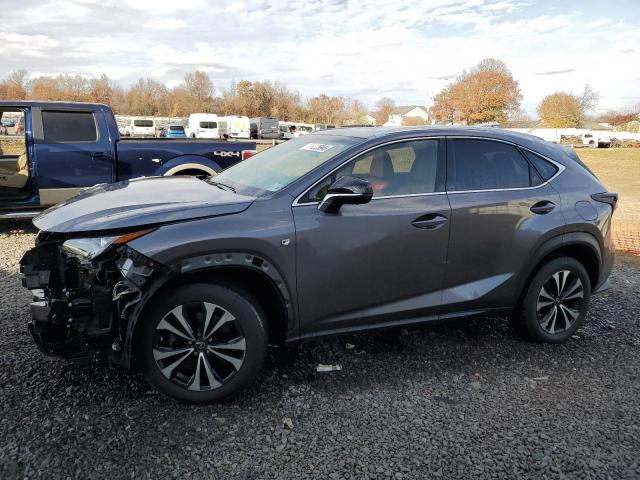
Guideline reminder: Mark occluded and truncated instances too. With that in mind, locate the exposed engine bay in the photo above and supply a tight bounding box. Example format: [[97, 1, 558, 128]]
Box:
[[20, 230, 170, 366]]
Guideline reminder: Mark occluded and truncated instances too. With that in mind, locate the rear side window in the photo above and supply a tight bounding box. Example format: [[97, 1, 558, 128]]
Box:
[[448, 139, 536, 191], [521, 149, 559, 181], [133, 119, 153, 127], [42, 111, 97, 143]]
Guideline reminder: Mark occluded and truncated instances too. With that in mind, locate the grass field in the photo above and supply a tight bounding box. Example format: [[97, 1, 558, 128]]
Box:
[[577, 148, 640, 254], [577, 148, 640, 226]]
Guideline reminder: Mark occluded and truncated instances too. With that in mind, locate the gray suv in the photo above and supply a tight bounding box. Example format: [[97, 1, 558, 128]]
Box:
[[21, 127, 617, 403]]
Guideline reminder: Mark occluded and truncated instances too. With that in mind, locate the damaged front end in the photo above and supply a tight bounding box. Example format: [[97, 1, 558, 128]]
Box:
[[20, 229, 170, 367]]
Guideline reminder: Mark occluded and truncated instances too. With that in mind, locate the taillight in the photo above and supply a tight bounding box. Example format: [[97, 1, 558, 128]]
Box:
[[591, 192, 618, 211], [242, 150, 256, 160]]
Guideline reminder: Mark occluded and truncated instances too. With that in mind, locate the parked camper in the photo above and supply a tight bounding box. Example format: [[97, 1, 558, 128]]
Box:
[[250, 117, 279, 139], [185, 113, 227, 139], [124, 118, 155, 137], [226, 115, 251, 139]]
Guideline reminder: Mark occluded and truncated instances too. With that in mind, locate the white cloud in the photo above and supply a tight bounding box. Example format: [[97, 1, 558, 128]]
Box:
[[1, 0, 638, 112], [143, 18, 188, 30]]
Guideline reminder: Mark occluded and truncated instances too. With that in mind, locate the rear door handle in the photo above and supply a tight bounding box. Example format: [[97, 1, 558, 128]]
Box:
[[530, 200, 556, 215], [412, 213, 448, 230]]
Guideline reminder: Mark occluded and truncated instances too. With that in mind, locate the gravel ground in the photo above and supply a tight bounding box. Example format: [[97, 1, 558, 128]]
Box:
[[1, 221, 639, 480]]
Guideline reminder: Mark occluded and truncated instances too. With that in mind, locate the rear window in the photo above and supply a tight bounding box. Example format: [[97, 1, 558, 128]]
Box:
[[133, 120, 153, 127], [200, 121, 217, 129], [169, 126, 184, 132], [42, 111, 97, 143], [521, 149, 559, 181], [448, 139, 535, 191]]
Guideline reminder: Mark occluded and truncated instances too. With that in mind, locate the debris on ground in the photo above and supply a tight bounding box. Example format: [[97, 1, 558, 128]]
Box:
[[316, 364, 342, 372], [282, 417, 294, 430]]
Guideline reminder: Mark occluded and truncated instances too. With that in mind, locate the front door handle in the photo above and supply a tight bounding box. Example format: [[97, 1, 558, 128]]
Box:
[[530, 200, 556, 215], [92, 151, 109, 160], [412, 213, 448, 230]]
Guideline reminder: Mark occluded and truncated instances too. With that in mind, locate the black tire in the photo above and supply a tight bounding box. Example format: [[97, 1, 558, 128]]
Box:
[[139, 283, 267, 403], [514, 257, 591, 343]]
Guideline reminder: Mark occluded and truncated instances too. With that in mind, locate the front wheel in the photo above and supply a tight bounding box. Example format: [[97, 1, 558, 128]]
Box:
[[139, 283, 267, 403], [515, 257, 591, 343]]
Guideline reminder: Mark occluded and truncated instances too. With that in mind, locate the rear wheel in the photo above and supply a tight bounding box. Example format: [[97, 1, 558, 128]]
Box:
[[140, 283, 267, 403], [515, 257, 591, 343]]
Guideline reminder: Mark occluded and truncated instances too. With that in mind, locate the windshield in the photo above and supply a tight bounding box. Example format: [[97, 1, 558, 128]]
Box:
[[169, 126, 184, 132], [213, 135, 360, 196], [134, 120, 153, 127]]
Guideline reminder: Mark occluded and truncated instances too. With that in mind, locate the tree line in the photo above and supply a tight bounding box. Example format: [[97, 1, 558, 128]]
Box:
[[1, 63, 638, 128], [0, 69, 374, 124]]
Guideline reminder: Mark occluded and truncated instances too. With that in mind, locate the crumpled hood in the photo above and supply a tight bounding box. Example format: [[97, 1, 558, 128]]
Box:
[[33, 176, 255, 233]]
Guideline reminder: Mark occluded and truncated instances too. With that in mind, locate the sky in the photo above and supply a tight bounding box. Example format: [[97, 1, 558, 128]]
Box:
[[1, 0, 639, 115]]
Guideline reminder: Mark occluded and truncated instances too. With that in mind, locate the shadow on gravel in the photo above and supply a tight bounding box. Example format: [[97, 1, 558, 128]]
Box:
[[0, 219, 37, 234]]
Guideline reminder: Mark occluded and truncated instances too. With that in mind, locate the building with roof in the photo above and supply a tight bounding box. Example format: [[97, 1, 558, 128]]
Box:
[[385, 106, 430, 126]]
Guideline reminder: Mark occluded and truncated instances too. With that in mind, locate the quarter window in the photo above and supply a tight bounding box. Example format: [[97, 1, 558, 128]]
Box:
[[448, 139, 538, 191], [302, 139, 441, 202], [521, 149, 559, 181], [42, 111, 98, 143]]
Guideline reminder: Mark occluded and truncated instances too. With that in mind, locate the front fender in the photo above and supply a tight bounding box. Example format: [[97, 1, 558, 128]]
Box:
[[155, 155, 222, 176]]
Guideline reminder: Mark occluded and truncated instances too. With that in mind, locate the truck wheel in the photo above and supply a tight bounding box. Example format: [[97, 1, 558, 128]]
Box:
[[513, 257, 591, 343], [139, 283, 267, 403]]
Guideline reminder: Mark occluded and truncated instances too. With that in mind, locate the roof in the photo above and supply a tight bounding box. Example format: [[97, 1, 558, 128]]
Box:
[[312, 125, 573, 167], [314, 125, 554, 146], [390, 105, 427, 115], [0, 100, 108, 109]]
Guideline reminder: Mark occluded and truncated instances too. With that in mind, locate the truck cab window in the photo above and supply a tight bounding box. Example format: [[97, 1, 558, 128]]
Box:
[[42, 111, 98, 143], [0, 109, 29, 190]]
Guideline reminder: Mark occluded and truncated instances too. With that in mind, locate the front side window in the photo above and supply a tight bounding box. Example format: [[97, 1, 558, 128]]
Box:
[[42, 111, 97, 143], [302, 139, 441, 203], [448, 139, 538, 191]]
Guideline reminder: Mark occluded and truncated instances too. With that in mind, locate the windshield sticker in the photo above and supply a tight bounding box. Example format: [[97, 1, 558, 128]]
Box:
[[300, 143, 335, 153]]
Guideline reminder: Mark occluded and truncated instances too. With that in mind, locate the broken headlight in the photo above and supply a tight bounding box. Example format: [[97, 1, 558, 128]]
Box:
[[62, 230, 153, 260]]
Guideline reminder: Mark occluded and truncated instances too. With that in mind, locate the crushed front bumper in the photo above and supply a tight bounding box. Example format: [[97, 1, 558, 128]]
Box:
[[20, 236, 164, 366]]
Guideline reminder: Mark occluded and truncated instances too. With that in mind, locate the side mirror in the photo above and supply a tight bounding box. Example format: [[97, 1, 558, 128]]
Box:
[[318, 175, 373, 214]]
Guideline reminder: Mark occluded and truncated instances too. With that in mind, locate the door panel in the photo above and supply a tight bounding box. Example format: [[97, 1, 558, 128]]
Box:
[[442, 138, 566, 312], [293, 194, 450, 335], [34, 109, 114, 206]]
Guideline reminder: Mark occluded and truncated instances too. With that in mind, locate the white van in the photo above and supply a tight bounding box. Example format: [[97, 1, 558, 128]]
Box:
[[185, 113, 227, 139], [225, 115, 251, 139], [124, 118, 155, 137]]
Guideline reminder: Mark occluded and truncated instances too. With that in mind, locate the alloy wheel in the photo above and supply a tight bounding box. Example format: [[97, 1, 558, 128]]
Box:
[[536, 270, 584, 335], [152, 302, 246, 391]]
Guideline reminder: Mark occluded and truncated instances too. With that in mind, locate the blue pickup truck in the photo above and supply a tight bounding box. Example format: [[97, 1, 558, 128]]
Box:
[[0, 101, 256, 217]]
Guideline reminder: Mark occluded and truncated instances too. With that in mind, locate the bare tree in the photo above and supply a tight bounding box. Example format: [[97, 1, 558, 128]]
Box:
[[374, 97, 395, 125]]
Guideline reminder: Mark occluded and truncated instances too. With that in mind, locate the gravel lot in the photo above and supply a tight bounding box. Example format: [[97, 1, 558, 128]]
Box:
[[1, 221, 639, 480]]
